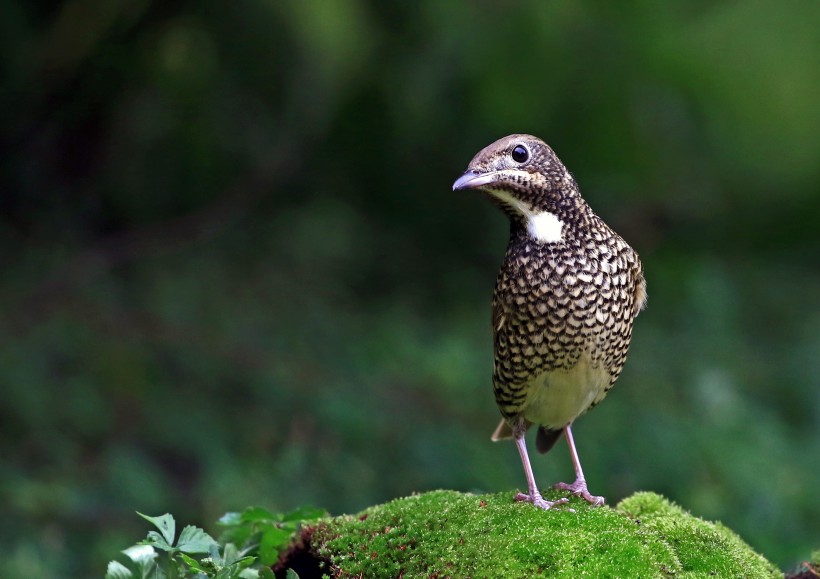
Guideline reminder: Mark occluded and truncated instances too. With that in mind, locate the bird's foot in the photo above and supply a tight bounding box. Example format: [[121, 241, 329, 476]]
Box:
[[552, 478, 605, 506], [515, 491, 572, 511]]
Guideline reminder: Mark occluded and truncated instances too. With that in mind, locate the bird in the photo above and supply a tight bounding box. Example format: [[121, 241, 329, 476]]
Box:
[[452, 134, 646, 510]]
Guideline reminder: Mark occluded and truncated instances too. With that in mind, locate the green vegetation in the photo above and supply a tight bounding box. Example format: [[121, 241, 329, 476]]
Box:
[[110, 491, 784, 578], [106, 507, 324, 578], [2, 1, 819, 576], [309, 490, 781, 578]]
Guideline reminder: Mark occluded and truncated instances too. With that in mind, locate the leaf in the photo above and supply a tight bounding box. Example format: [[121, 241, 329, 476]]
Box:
[[115, 545, 165, 579], [217, 524, 255, 548], [218, 506, 279, 527], [239, 506, 279, 523], [217, 556, 257, 578], [106, 561, 133, 579], [123, 545, 158, 566], [137, 512, 177, 546], [281, 506, 326, 523], [177, 525, 218, 554], [141, 531, 175, 552], [208, 543, 223, 565], [221, 542, 240, 565], [258, 526, 293, 566], [285, 570, 301, 579], [240, 567, 274, 579], [217, 512, 242, 526], [179, 553, 207, 573], [116, 544, 159, 578], [230, 556, 256, 570]]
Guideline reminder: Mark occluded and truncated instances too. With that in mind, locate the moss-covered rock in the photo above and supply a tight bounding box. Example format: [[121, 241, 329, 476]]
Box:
[[279, 490, 781, 578]]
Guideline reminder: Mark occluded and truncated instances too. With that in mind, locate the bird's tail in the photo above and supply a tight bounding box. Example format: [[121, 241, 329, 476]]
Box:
[[490, 419, 514, 441], [536, 426, 563, 454]]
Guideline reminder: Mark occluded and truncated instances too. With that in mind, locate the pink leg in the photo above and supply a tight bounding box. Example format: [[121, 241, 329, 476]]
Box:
[[552, 423, 605, 506], [511, 420, 569, 510]]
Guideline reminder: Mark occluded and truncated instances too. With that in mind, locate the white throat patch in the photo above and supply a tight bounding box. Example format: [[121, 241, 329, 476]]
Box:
[[486, 188, 564, 244], [527, 210, 564, 243]]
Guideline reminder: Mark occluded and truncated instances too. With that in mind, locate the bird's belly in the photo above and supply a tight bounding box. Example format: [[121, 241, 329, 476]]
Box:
[[522, 354, 610, 428]]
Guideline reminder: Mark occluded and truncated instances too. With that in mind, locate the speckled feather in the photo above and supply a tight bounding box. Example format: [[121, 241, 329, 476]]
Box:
[[456, 135, 646, 453], [492, 214, 642, 416]]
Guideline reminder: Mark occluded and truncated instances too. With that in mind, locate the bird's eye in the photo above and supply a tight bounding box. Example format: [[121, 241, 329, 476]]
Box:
[[511, 145, 529, 163]]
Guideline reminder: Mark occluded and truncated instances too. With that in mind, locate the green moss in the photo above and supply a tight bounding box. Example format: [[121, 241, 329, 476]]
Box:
[[618, 492, 781, 577], [810, 549, 820, 567], [302, 490, 781, 578]]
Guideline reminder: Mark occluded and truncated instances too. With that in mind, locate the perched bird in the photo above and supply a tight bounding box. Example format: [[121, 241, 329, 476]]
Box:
[[453, 135, 646, 509]]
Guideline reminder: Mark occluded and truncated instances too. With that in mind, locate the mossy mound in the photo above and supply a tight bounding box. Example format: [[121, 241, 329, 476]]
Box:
[[280, 490, 781, 578]]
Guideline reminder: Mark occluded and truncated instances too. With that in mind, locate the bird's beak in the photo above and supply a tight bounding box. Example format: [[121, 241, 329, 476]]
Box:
[[452, 170, 498, 191]]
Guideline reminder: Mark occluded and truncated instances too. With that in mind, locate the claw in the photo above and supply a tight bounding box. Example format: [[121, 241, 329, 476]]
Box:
[[553, 478, 605, 506], [515, 492, 573, 512]]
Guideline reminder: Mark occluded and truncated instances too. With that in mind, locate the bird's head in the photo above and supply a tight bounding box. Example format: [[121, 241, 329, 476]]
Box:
[[453, 134, 582, 243]]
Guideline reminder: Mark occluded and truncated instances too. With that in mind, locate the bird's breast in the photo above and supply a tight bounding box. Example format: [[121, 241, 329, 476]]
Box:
[[491, 232, 639, 420], [522, 352, 610, 428]]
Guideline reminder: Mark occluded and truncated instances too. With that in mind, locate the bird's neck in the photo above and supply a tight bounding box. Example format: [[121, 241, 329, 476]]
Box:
[[507, 194, 593, 246]]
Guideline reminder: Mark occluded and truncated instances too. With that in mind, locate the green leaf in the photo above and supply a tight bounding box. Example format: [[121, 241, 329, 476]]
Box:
[[217, 512, 242, 526], [106, 561, 133, 579], [216, 527, 254, 548], [218, 506, 279, 527], [137, 512, 177, 546], [198, 556, 218, 575], [208, 543, 223, 565], [123, 545, 158, 566], [239, 506, 279, 523], [236, 564, 273, 579], [117, 544, 160, 577], [179, 552, 207, 573], [230, 556, 256, 570], [141, 530, 175, 552], [221, 542, 240, 565], [215, 556, 257, 578], [284, 570, 300, 579], [281, 506, 326, 523], [258, 526, 293, 566], [177, 525, 218, 554]]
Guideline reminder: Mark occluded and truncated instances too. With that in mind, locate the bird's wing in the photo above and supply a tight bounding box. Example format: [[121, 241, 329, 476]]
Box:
[[632, 261, 647, 317], [492, 297, 505, 352]]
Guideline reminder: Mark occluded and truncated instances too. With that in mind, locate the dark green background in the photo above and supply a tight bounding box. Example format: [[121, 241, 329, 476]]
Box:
[[2, 1, 818, 576]]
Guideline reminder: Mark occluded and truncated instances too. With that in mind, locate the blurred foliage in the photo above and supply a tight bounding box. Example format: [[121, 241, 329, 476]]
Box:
[[1, 0, 819, 576]]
